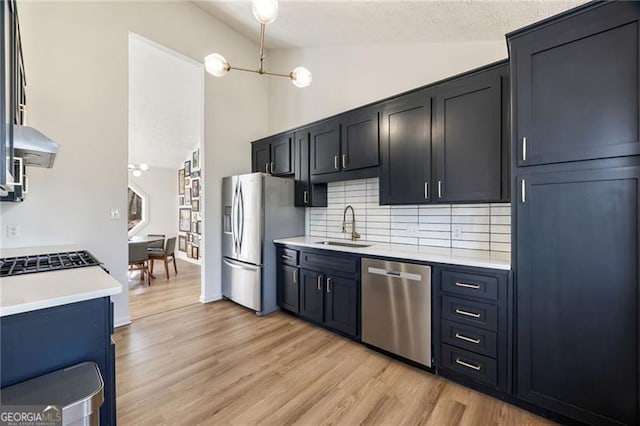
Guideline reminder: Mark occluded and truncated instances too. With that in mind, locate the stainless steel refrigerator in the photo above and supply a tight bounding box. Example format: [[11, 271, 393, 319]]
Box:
[[222, 172, 304, 315]]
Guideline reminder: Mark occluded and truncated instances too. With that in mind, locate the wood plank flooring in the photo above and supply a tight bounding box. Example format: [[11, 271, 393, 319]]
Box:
[[114, 301, 554, 425], [128, 258, 201, 320]]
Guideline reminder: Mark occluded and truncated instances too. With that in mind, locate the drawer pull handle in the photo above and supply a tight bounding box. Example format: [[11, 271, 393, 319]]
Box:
[[293, 270, 297, 284], [455, 358, 482, 371], [326, 277, 332, 293], [317, 275, 322, 291], [334, 155, 339, 170], [281, 255, 293, 260], [303, 190, 309, 204], [455, 308, 481, 318], [455, 282, 480, 289], [342, 154, 347, 169], [455, 333, 480, 344]]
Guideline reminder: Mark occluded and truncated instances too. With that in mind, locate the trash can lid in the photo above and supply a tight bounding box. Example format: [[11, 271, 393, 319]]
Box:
[[1, 362, 104, 424]]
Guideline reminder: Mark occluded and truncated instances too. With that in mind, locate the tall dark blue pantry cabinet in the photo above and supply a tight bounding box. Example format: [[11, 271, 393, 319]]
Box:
[[508, 2, 640, 425]]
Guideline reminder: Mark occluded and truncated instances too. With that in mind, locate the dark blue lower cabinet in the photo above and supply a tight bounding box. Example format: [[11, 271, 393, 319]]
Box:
[[0, 297, 116, 425], [299, 269, 324, 324], [323, 274, 358, 337]]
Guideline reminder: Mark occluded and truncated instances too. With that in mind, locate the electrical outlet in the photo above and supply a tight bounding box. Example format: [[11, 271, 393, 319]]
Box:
[[452, 225, 463, 239], [6, 224, 20, 239], [110, 209, 121, 220], [406, 223, 419, 234]]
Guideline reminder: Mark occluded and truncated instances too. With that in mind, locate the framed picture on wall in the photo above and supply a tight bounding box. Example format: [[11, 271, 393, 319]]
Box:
[[191, 212, 198, 223], [178, 235, 187, 252], [179, 196, 184, 206], [192, 179, 200, 198], [178, 169, 185, 195], [192, 149, 200, 170], [184, 188, 192, 205], [184, 160, 191, 176], [186, 243, 193, 258], [191, 170, 200, 179], [185, 177, 192, 188], [179, 208, 191, 232], [192, 199, 199, 212], [196, 221, 202, 235], [192, 246, 199, 259]]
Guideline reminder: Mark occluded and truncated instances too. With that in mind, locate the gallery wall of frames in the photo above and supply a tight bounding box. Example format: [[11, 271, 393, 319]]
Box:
[[177, 148, 202, 261]]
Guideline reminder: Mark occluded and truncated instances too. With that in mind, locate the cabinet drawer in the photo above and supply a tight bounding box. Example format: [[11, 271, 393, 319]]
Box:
[[442, 296, 498, 332], [441, 320, 497, 358], [300, 251, 359, 275], [441, 344, 497, 387], [442, 270, 498, 301], [279, 247, 299, 266]]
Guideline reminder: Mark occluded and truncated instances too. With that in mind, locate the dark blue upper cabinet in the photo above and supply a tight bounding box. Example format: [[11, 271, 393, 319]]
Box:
[[380, 90, 433, 205], [510, 1, 640, 166], [310, 119, 341, 176], [340, 107, 379, 172], [433, 64, 508, 203]]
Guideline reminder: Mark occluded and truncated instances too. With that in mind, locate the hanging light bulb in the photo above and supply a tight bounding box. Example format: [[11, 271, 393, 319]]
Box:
[[139, 163, 149, 171], [291, 67, 312, 88], [132, 169, 142, 177], [205, 53, 230, 77], [252, 0, 279, 24]]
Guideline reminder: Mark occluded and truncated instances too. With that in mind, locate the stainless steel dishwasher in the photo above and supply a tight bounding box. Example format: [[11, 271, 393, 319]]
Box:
[[361, 258, 432, 367]]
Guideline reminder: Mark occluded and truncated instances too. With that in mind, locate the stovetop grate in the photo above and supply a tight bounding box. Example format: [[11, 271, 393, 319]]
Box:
[[0, 251, 103, 277]]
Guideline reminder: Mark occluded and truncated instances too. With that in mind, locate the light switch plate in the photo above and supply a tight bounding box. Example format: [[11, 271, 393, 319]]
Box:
[[110, 209, 121, 220], [6, 224, 20, 239]]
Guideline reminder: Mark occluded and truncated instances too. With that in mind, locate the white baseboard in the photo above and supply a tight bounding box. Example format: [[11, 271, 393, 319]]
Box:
[[200, 293, 222, 303], [114, 316, 132, 328]]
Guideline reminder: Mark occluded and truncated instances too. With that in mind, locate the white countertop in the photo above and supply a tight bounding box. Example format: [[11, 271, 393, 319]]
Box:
[[0, 245, 123, 317], [273, 236, 511, 271]]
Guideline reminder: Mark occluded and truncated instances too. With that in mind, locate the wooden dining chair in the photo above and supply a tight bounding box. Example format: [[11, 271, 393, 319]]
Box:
[[149, 237, 177, 280], [128, 241, 150, 285]]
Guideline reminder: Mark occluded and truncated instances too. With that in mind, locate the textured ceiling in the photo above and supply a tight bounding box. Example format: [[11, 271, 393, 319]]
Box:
[[193, 0, 587, 49], [129, 34, 203, 170]]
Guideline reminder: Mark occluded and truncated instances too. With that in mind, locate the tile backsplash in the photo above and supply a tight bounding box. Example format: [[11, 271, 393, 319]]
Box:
[[306, 178, 511, 253]]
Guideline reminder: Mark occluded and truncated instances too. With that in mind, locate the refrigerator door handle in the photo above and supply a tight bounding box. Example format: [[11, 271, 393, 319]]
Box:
[[223, 257, 260, 272], [230, 181, 238, 254], [238, 181, 245, 255]]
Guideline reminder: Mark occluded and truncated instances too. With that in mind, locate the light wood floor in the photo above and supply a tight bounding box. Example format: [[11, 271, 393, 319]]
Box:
[[114, 301, 554, 425], [128, 258, 201, 320]]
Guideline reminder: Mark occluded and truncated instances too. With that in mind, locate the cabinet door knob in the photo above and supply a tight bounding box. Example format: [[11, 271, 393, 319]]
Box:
[[326, 277, 332, 293]]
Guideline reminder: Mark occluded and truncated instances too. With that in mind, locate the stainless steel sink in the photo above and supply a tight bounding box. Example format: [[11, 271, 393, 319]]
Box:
[[316, 241, 372, 248]]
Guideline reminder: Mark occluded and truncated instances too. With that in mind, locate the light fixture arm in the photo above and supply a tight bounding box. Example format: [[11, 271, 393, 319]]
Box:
[[259, 23, 266, 74]]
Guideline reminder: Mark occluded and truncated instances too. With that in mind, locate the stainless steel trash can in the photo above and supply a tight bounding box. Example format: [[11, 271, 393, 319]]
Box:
[[0, 362, 104, 426]]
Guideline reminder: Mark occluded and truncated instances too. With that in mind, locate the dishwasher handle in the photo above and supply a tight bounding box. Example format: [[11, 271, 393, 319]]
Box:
[[366, 266, 423, 282]]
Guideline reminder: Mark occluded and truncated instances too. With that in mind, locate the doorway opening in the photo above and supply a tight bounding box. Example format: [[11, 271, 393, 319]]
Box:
[[127, 32, 205, 320]]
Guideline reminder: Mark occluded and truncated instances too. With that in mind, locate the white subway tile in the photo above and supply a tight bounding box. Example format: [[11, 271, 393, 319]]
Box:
[[390, 236, 418, 245], [368, 234, 391, 243], [491, 215, 511, 225], [491, 233, 511, 243], [452, 240, 491, 250], [455, 224, 490, 233], [453, 232, 490, 242], [391, 206, 419, 216], [419, 238, 451, 248], [419, 223, 451, 232], [490, 205, 511, 216], [491, 225, 511, 234], [419, 230, 451, 240], [366, 221, 390, 230], [419, 206, 451, 216], [490, 242, 511, 252], [451, 216, 490, 225], [390, 215, 418, 224], [452, 206, 490, 216], [419, 215, 451, 224]]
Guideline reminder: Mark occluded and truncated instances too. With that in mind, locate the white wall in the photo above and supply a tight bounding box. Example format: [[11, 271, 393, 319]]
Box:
[[129, 168, 178, 239], [266, 40, 507, 133], [0, 1, 267, 326]]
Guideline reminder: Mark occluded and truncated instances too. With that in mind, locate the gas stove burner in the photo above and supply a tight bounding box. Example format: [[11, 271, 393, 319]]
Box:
[[0, 250, 102, 277]]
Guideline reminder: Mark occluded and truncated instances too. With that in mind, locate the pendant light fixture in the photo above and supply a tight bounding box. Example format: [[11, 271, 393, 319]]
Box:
[[128, 163, 149, 177], [204, 0, 312, 88]]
